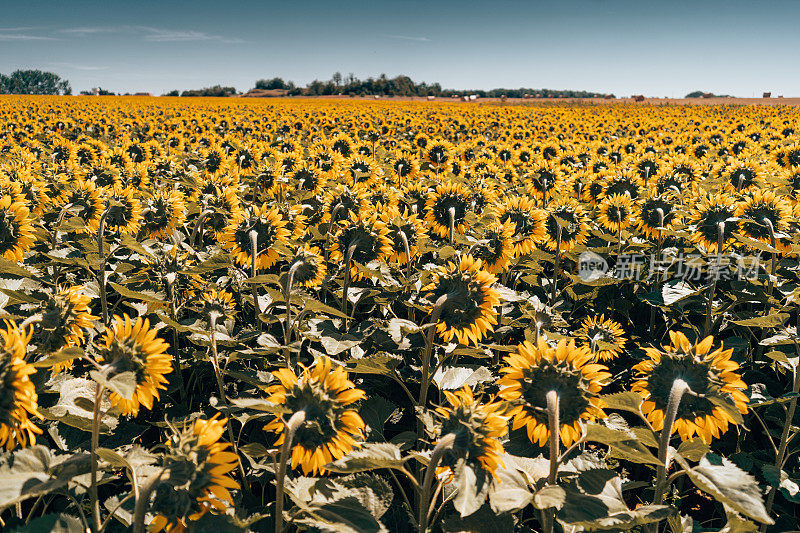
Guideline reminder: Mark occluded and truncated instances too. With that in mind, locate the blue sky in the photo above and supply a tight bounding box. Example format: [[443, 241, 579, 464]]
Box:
[[0, 0, 797, 97]]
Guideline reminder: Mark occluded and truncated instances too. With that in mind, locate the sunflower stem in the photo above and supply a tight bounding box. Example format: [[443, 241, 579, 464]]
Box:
[[165, 276, 187, 408], [131, 469, 167, 533], [761, 350, 800, 530], [322, 203, 345, 304], [89, 384, 105, 533], [651, 378, 690, 529], [283, 261, 301, 368], [550, 224, 563, 306], [275, 410, 306, 533], [448, 206, 456, 245], [189, 208, 214, 250], [398, 230, 413, 280], [649, 208, 666, 332], [542, 390, 560, 533], [49, 202, 74, 284], [249, 229, 261, 326], [341, 240, 359, 331], [703, 222, 724, 337], [208, 312, 250, 493], [97, 208, 110, 326], [418, 433, 456, 533], [419, 295, 448, 408]]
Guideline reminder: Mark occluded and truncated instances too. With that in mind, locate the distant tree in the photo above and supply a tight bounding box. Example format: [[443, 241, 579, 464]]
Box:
[[0, 69, 71, 95], [163, 89, 180, 96], [255, 78, 289, 90], [181, 85, 237, 97], [685, 91, 705, 98], [332, 72, 342, 89]]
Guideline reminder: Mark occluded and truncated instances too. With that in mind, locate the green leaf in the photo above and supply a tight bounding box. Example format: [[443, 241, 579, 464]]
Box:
[[732, 313, 789, 328], [8, 513, 84, 533], [0, 446, 91, 508], [488, 458, 533, 513], [677, 439, 711, 462], [673, 454, 773, 525], [433, 366, 493, 390], [601, 392, 644, 415], [90, 370, 137, 400], [442, 503, 514, 533], [33, 346, 83, 368], [533, 485, 566, 510], [585, 423, 661, 465], [345, 352, 402, 376], [108, 281, 166, 304], [451, 459, 491, 517], [324, 443, 406, 473]]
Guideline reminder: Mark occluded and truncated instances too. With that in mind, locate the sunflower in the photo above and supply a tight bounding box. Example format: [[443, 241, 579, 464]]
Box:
[[0, 321, 41, 450], [263, 356, 366, 475], [602, 169, 642, 200], [288, 246, 327, 289], [575, 315, 626, 362], [423, 255, 500, 346], [391, 151, 419, 182], [0, 195, 35, 262], [34, 286, 98, 373], [400, 181, 430, 215], [322, 184, 369, 227], [60, 179, 105, 233], [597, 193, 638, 233], [198, 185, 241, 234], [219, 203, 289, 271], [543, 199, 590, 252], [291, 162, 327, 194], [198, 288, 237, 321], [97, 314, 172, 417], [632, 331, 748, 443], [498, 337, 610, 447], [328, 213, 393, 281], [379, 207, 427, 265], [471, 221, 515, 275], [494, 195, 547, 256], [638, 192, 681, 240], [689, 195, 739, 254], [104, 187, 143, 236], [142, 190, 187, 240], [434, 386, 508, 480], [424, 181, 472, 239], [736, 190, 792, 250], [150, 415, 240, 533]]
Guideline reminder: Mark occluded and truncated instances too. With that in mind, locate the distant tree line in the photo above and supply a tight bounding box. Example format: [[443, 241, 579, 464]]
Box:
[[174, 73, 614, 98], [0, 70, 72, 95], [685, 90, 731, 98]]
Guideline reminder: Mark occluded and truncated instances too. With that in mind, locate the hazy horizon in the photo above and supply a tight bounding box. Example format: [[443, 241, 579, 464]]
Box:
[[1, 0, 798, 98]]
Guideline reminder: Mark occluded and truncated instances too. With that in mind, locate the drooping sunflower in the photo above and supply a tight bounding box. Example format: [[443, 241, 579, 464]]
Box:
[[328, 213, 393, 281], [689, 194, 740, 254], [60, 179, 105, 233], [597, 193, 639, 233], [150, 415, 240, 533], [498, 337, 610, 447], [736, 190, 792, 251], [379, 207, 427, 265], [632, 331, 748, 444], [494, 195, 547, 256], [322, 184, 369, 227], [219, 203, 290, 271], [423, 255, 500, 346], [33, 286, 98, 373], [263, 356, 366, 475], [575, 315, 626, 362], [288, 246, 327, 289], [424, 181, 472, 239], [543, 199, 590, 252], [471, 221, 515, 274], [0, 195, 35, 262], [434, 386, 508, 480], [0, 321, 41, 450], [97, 314, 172, 417], [141, 190, 187, 240], [198, 288, 237, 322], [638, 192, 681, 240]]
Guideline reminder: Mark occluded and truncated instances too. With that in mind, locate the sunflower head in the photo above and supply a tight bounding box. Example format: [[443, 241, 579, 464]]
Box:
[[424, 182, 472, 239], [0, 321, 41, 450], [544, 199, 590, 252], [736, 190, 791, 249], [150, 415, 240, 533], [423, 255, 500, 346], [576, 315, 626, 361], [495, 196, 547, 256], [471, 221, 515, 274], [0, 195, 35, 262], [690, 195, 739, 254], [329, 213, 392, 281], [289, 246, 327, 289], [198, 288, 237, 322], [434, 386, 508, 480], [263, 356, 366, 475], [220, 203, 290, 271], [142, 190, 187, 240], [597, 193, 638, 233], [97, 314, 172, 416], [498, 337, 610, 447], [632, 331, 748, 444], [34, 286, 98, 372], [638, 192, 680, 240]]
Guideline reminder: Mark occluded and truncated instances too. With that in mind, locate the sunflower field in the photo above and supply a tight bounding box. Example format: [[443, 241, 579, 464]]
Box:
[[0, 96, 799, 533]]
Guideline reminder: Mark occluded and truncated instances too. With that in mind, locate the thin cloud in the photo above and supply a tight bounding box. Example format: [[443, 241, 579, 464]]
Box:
[[386, 34, 431, 42], [0, 33, 58, 41], [60, 25, 243, 44], [48, 62, 109, 71]]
